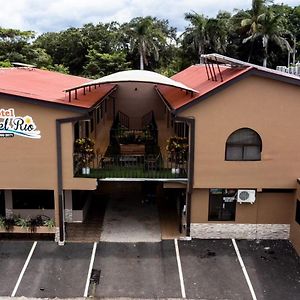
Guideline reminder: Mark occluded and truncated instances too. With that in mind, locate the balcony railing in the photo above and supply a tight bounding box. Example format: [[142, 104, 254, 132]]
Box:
[[74, 154, 187, 179]]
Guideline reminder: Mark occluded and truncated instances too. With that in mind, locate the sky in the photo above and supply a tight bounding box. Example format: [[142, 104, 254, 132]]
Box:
[[0, 0, 298, 35]]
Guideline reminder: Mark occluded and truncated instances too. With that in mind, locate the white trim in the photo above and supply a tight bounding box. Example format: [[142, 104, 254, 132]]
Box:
[[174, 239, 186, 298], [232, 239, 257, 300], [84, 242, 97, 297], [11, 241, 37, 297]]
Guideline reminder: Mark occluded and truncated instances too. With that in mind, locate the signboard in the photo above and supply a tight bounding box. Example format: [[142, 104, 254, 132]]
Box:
[[223, 197, 236, 203], [0, 108, 41, 139]]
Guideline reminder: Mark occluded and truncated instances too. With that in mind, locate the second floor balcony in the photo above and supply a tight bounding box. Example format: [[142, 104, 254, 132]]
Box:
[[74, 111, 189, 180]]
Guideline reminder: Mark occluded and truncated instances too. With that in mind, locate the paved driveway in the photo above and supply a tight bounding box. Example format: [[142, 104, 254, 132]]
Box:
[[0, 239, 299, 299]]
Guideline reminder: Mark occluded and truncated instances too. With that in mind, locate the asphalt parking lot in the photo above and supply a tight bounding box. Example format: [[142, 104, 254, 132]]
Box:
[[0, 239, 299, 299]]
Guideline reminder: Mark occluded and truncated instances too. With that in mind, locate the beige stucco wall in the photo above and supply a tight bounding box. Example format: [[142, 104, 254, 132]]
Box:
[[191, 188, 294, 224], [115, 83, 165, 129], [180, 75, 300, 189], [290, 182, 300, 255], [0, 96, 98, 228], [0, 97, 77, 189]]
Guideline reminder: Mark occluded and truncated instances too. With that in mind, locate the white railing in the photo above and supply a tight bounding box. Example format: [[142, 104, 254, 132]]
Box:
[[276, 64, 300, 76]]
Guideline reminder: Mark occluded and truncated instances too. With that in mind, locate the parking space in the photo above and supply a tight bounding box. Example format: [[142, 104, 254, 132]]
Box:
[[0, 239, 299, 299], [92, 241, 181, 298], [178, 239, 252, 300], [15, 242, 93, 298], [0, 241, 33, 296], [237, 239, 300, 300]]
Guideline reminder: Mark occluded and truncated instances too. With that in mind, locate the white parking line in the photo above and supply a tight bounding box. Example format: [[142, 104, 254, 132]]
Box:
[[11, 241, 37, 297], [232, 239, 257, 300], [84, 242, 98, 297], [174, 239, 186, 299]]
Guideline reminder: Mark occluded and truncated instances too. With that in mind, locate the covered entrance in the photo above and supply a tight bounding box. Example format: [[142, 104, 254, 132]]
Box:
[[62, 69, 194, 243], [65, 181, 185, 242]]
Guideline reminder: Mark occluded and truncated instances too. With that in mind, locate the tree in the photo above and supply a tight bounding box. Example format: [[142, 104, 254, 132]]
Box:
[[205, 11, 231, 54], [34, 28, 86, 74], [241, 0, 268, 62], [258, 9, 291, 67], [83, 49, 131, 78], [123, 17, 167, 70], [0, 28, 35, 62], [182, 12, 208, 63], [243, 8, 291, 67]]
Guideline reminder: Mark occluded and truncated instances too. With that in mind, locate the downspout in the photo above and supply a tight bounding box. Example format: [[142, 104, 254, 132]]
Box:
[[56, 114, 90, 245], [175, 116, 195, 237]]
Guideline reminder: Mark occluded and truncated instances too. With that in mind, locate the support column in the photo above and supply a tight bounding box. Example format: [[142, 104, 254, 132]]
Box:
[[64, 190, 73, 223], [4, 190, 13, 218], [54, 188, 64, 244]]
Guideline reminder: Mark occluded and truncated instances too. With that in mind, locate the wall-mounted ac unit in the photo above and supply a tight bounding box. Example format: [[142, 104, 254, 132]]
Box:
[[237, 189, 256, 204]]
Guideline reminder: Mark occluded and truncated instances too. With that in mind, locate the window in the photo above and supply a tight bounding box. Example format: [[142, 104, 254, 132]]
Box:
[[209, 189, 237, 221], [225, 128, 262, 161], [12, 190, 54, 209], [296, 200, 300, 225]]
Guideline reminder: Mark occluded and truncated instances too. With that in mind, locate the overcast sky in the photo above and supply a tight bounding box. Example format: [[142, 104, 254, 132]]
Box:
[[0, 0, 298, 34]]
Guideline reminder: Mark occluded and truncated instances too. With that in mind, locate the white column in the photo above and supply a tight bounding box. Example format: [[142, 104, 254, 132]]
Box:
[[64, 190, 73, 222], [4, 190, 13, 218]]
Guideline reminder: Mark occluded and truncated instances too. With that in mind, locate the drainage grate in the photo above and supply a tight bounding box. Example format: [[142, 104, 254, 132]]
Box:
[[90, 268, 101, 285]]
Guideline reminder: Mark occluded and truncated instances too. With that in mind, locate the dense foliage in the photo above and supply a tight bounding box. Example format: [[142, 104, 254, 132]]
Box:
[[0, 1, 299, 77]]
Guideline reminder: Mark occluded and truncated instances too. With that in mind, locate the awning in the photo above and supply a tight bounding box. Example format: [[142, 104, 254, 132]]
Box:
[[65, 70, 198, 93]]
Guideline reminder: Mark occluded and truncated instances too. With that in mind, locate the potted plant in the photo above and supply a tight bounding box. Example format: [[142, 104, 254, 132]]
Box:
[[0, 215, 55, 233], [74, 137, 95, 175], [166, 136, 188, 174]]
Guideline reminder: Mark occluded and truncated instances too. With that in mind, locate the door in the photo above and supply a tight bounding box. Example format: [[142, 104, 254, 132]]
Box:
[[208, 189, 237, 221]]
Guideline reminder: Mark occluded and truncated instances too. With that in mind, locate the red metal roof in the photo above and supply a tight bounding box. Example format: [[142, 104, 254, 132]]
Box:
[[158, 65, 252, 110], [0, 65, 251, 111], [0, 68, 115, 109]]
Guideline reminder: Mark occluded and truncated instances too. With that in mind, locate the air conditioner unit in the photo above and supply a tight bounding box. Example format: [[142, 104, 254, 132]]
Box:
[[237, 189, 256, 204]]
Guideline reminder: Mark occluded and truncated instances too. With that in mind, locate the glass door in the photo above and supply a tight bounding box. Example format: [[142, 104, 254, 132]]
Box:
[[208, 189, 237, 221]]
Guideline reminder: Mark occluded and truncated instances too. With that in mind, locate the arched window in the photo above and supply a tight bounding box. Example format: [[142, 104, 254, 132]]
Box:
[[225, 128, 262, 161]]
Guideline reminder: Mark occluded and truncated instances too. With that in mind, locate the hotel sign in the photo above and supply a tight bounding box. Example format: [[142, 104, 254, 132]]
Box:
[[0, 108, 41, 139]]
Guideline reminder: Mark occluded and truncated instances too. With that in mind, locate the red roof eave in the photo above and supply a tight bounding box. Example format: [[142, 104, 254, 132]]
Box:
[[0, 68, 117, 109], [157, 66, 253, 111]]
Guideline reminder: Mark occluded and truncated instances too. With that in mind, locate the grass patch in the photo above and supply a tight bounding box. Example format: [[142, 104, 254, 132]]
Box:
[[77, 166, 187, 179]]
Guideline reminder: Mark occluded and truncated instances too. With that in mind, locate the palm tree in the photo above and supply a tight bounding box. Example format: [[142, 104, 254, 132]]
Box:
[[243, 8, 291, 67], [205, 12, 231, 54], [125, 17, 166, 70], [182, 12, 208, 63], [241, 0, 268, 62], [257, 9, 292, 67]]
